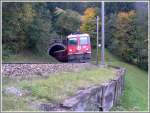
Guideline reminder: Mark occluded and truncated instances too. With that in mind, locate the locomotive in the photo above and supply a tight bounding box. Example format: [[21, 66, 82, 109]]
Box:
[[49, 33, 91, 62], [67, 33, 91, 62]]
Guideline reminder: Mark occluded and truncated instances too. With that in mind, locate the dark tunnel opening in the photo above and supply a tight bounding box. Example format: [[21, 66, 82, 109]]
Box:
[[49, 44, 66, 57]]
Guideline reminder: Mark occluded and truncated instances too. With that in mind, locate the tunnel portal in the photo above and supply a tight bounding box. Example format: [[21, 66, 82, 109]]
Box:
[[49, 43, 67, 62]]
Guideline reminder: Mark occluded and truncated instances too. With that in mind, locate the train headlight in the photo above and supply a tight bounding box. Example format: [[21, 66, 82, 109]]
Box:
[[77, 46, 81, 50], [69, 49, 72, 52]]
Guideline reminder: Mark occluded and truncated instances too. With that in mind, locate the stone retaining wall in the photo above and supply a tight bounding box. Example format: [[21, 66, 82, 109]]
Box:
[[59, 67, 126, 111], [38, 67, 126, 111]]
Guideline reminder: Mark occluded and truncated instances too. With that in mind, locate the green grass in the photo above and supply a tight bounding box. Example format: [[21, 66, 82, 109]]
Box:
[[2, 67, 116, 111], [2, 94, 35, 111], [2, 77, 37, 111], [100, 49, 148, 111], [111, 62, 148, 111], [18, 67, 116, 102], [2, 51, 58, 63]]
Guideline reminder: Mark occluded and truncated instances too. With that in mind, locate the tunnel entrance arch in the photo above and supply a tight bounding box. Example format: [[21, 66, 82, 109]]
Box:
[[48, 43, 66, 57]]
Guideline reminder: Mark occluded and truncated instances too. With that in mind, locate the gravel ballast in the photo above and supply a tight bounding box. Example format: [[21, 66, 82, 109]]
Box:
[[2, 63, 93, 77]]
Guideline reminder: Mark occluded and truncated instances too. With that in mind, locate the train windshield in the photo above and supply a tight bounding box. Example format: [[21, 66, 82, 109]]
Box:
[[80, 36, 90, 45], [68, 38, 77, 45]]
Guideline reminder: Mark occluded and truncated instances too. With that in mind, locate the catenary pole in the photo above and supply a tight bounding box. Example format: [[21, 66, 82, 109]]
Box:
[[96, 16, 99, 65], [101, 1, 105, 65]]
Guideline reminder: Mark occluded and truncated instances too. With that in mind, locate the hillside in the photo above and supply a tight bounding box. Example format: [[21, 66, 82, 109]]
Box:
[[105, 50, 148, 111]]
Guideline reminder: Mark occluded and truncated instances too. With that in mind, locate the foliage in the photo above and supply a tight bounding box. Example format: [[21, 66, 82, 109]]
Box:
[[24, 3, 53, 55], [47, 2, 101, 13], [105, 2, 135, 15], [54, 8, 81, 37], [2, 2, 148, 70], [106, 10, 148, 70], [2, 3, 81, 56], [80, 8, 97, 37], [80, 7, 101, 48], [2, 3, 36, 54]]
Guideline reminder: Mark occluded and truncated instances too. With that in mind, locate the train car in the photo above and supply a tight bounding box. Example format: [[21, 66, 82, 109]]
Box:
[[67, 33, 91, 62], [49, 33, 92, 62]]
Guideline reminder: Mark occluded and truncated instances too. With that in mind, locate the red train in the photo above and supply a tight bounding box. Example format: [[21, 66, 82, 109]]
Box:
[[50, 33, 92, 62], [67, 33, 91, 62]]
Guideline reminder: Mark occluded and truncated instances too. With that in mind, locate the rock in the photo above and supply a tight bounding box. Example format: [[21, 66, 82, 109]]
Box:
[[40, 103, 55, 111], [3, 86, 27, 96], [62, 96, 80, 108]]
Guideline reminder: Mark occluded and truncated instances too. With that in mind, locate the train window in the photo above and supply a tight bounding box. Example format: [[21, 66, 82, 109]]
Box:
[[68, 38, 77, 45], [80, 36, 90, 45]]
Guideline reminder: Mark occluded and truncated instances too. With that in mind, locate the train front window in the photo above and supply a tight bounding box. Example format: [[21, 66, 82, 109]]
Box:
[[80, 36, 90, 45], [68, 38, 77, 45]]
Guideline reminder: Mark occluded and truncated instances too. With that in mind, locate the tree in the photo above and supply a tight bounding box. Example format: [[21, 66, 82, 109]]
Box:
[[2, 2, 52, 56], [26, 3, 52, 55], [106, 10, 148, 70], [80, 7, 101, 48], [105, 2, 135, 15], [54, 8, 81, 38], [114, 11, 136, 60], [2, 3, 36, 54]]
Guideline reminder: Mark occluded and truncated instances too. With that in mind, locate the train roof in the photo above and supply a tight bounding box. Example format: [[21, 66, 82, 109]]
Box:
[[67, 33, 89, 38]]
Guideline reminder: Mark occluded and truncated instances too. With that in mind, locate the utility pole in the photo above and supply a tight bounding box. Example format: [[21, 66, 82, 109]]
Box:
[[101, 1, 105, 65], [96, 16, 99, 65]]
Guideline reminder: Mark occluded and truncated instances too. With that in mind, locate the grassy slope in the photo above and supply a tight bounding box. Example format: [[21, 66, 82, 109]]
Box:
[[2, 94, 35, 111], [2, 67, 116, 111], [19, 67, 115, 102], [103, 49, 148, 111], [2, 51, 59, 63], [2, 77, 37, 111]]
